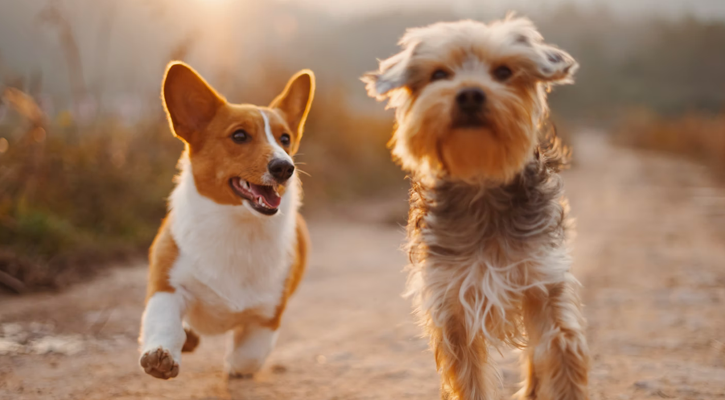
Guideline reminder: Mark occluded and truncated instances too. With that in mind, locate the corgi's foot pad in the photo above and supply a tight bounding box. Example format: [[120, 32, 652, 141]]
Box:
[[140, 347, 179, 379]]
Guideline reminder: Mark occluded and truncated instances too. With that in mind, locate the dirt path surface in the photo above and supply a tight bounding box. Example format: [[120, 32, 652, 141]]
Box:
[[1, 132, 724, 400]]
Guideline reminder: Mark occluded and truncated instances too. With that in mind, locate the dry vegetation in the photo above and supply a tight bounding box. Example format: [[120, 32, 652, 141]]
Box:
[[615, 109, 725, 180], [0, 97, 179, 291]]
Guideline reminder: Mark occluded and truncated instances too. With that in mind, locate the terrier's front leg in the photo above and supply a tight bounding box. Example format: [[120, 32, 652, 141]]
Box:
[[139, 291, 187, 379], [519, 274, 590, 400]]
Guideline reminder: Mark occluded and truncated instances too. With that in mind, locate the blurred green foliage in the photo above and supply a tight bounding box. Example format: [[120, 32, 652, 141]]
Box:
[[0, 115, 181, 289]]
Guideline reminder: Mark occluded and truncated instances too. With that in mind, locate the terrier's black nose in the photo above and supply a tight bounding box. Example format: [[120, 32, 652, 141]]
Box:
[[268, 159, 295, 183], [456, 88, 486, 113]]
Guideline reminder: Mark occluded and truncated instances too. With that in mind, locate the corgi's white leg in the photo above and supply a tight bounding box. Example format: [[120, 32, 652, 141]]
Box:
[[139, 291, 187, 379], [225, 323, 279, 378]]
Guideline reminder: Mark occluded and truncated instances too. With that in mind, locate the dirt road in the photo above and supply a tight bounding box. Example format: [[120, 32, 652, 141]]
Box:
[[1, 132, 724, 400]]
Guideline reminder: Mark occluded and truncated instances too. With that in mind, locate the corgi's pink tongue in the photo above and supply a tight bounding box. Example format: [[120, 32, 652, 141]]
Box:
[[250, 184, 282, 209]]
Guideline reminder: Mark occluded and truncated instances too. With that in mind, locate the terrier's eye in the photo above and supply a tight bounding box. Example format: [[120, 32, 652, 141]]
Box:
[[280, 133, 291, 146], [231, 130, 249, 143], [493, 66, 513, 82], [431, 69, 450, 82]]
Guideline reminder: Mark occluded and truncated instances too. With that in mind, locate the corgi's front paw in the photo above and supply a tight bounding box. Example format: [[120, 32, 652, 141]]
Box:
[[140, 347, 180, 379], [228, 371, 255, 380], [225, 358, 263, 379]]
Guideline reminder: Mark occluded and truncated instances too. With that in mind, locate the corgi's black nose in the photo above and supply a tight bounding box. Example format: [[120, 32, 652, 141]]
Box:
[[456, 88, 486, 113], [268, 159, 295, 183]]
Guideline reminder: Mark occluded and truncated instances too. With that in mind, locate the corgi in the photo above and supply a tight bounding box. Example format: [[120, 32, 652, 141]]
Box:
[[138, 62, 314, 380]]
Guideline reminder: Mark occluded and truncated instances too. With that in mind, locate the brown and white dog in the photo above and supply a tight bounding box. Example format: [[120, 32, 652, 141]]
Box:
[[363, 17, 590, 400], [138, 62, 314, 380]]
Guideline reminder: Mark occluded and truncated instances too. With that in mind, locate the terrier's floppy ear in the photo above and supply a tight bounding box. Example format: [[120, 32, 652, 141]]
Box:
[[530, 43, 578, 84], [270, 69, 315, 139], [162, 62, 225, 148], [503, 17, 578, 84], [362, 43, 418, 100]]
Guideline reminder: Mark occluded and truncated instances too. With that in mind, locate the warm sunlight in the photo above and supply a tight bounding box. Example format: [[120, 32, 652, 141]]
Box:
[[1, 0, 724, 399]]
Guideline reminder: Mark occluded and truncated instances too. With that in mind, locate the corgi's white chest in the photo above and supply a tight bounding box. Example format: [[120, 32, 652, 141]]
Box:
[[170, 222, 293, 313], [167, 158, 299, 328]]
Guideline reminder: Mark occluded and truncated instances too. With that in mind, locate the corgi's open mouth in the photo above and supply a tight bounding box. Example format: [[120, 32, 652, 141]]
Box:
[[230, 178, 282, 216]]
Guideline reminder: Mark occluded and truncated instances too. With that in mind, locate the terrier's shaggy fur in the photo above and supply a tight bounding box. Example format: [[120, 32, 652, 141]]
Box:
[[363, 16, 590, 400]]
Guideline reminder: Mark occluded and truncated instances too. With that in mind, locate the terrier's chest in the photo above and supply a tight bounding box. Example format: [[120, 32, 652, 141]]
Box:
[[410, 176, 568, 271]]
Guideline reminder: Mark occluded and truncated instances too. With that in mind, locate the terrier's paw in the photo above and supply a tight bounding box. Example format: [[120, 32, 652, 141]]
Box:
[[140, 347, 180, 379]]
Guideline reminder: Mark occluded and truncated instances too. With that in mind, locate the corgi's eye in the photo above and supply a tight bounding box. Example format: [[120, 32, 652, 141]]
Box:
[[493, 66, 513, 82], [231, 130, 249, 143], [280, 133, 291, 146], [431, 69, 450, 82]]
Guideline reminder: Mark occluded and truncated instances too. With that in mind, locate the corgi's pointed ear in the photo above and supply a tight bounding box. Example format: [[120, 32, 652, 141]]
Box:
[[162, 62, 225, 147], [270, 69, 315, 139]]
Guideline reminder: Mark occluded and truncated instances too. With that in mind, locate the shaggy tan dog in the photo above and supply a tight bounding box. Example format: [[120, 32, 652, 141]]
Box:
[[363, 16, 590, 400]]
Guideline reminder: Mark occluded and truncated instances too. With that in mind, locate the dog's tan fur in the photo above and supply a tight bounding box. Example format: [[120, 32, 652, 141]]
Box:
[[364, 17, 589, 400], [146, 216, 178, 301]]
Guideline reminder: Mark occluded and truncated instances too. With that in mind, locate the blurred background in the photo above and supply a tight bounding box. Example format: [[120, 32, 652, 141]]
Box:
[[0, 0, 723, 294]]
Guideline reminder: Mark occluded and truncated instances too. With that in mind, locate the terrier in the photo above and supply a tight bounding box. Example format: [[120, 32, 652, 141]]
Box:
[[363, 17, 590, 400]]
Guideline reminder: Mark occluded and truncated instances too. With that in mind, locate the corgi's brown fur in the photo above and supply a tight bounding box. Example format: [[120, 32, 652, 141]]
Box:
[[145, 216, 178, 301]]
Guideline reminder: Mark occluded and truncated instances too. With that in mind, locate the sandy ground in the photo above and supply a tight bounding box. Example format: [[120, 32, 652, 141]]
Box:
[[0, 132, 724, 400]]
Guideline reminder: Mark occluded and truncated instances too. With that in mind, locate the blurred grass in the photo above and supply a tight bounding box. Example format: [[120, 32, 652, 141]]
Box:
[[0, 82, 399, 292], [614, 108, 725, 180], [300, 89, 402, 203]]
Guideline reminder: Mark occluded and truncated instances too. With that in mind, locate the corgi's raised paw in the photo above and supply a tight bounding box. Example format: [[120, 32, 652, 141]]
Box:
[[140, 347, 179, 379]]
